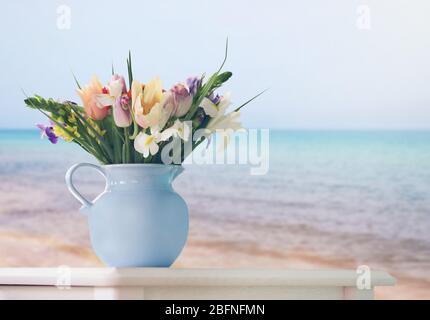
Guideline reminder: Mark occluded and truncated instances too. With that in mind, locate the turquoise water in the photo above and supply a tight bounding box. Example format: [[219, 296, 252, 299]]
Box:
[[1, 129, 430, 278]]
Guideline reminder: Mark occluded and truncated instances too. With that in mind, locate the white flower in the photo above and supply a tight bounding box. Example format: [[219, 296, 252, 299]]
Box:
[[134, 129, 161, 158], [200, 92, 231, 118], [200, 93, 243, 151], [200, 93, 243, 133], [160, 119, 191, 142], [207, 111, 242, 132]]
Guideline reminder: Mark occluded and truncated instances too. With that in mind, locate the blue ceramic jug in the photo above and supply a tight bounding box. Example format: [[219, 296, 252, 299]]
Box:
[[65, 163, 188, 267]]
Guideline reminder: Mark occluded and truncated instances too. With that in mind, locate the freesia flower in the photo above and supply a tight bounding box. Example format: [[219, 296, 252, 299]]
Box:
[[161, 119, 191, 141], [186, 76, 202, 95], [208, 93, 221, 105], [95, 75, 132, 127], [206, 110, 242, 132], [200, 93, 243, 149], [36, 122, 58, 144], [132, 79, 173, 130], [134, 129, 161, 158], [77, 76, 110, 120], [200, 92, 231, 118], [171, 83, 193, 117]]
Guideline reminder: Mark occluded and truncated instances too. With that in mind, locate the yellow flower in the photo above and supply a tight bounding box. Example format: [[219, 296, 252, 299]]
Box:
[[132, 77, 172, 130], [68, 113, 77, 124], [71, 126, 80, 138], [142, 77, 163, 115], [132, 77, 162, 118], [53, 125, 73, 142]]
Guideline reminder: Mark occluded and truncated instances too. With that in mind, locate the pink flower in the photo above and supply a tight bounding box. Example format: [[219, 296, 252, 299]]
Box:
[[77, 76, 110, 120], [171, 83, 193, 117], [95, 75, 132, 127]]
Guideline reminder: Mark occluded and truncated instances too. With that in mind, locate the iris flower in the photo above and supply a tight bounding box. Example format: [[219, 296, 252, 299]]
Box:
[[36, 122, 58, 144]]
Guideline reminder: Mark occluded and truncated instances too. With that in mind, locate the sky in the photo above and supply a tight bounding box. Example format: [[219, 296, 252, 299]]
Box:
[[1, 0, 429, 129]]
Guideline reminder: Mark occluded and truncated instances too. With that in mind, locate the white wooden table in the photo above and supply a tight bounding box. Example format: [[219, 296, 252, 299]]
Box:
[[0, 268, 395, 300]]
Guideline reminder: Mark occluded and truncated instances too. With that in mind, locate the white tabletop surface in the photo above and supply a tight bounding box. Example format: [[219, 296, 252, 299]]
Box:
[[0, 268, 396, 287]]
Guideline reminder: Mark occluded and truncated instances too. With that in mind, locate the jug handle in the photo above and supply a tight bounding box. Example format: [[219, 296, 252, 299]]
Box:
[[65, 163, 107, 210]]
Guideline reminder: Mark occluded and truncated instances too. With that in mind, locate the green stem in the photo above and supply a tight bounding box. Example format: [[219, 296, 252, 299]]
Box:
[[123, 127, 130, 163]]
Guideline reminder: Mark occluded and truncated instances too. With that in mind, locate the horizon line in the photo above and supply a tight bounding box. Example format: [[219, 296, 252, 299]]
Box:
[[1, 127, 430, 131]]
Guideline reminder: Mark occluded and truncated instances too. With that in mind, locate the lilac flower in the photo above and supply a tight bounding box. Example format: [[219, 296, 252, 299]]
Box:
[[208, 93, 221, 105], [186, 76, 202, 96], [36, 122, 58, 144]]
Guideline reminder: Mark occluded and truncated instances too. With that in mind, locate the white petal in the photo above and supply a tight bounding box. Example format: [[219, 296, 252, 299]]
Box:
[[217, 92, 231, 115], [95, 94, 115, 108], [207, 111, 242, 132], [200, 98, 218, 117], [149, 142, 159, 155], [108, 80, 123, 98], [134, 132, 149, 154]]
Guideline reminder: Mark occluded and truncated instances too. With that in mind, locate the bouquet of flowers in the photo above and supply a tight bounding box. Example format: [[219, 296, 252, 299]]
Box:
[[24, 47, 262, 165]]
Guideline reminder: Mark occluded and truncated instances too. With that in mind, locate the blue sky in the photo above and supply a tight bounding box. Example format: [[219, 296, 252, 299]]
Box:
[[1, 0, 429, 129]]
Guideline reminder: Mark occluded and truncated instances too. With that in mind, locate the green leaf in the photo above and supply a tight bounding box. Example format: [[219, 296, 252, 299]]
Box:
[[127, 51, 133, 89], [216, 38, 229, 73], [234, 89, 268, 112], [72, 73, 82, 90], [212, 71, 232, 89]]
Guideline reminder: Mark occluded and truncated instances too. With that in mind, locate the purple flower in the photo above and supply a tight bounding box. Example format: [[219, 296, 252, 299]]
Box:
[[36, 122, 58, 144], [186, 76, 202, 96], [208, 93, 221, 105]]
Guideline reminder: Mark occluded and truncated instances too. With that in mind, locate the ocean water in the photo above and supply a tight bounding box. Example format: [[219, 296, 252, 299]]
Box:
[[1, 129, 430, 289]]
